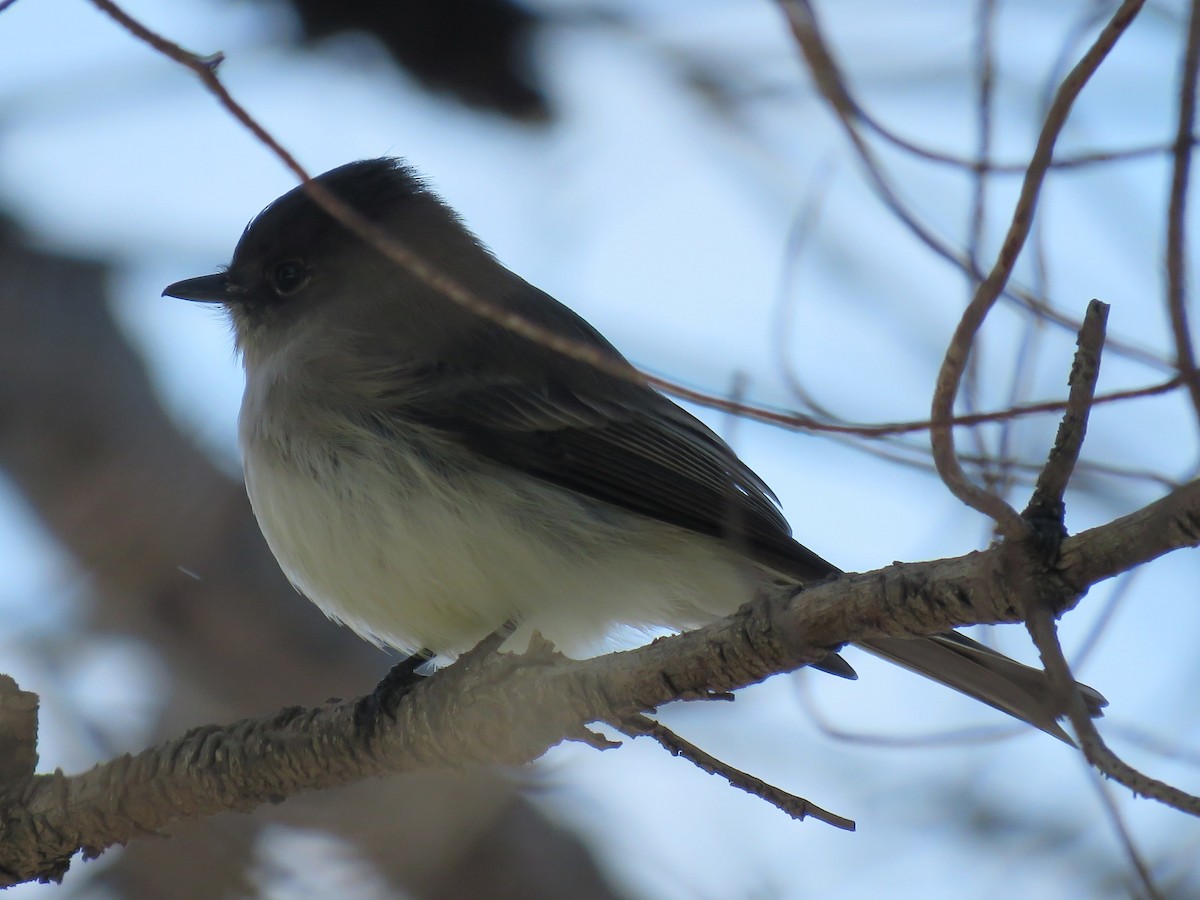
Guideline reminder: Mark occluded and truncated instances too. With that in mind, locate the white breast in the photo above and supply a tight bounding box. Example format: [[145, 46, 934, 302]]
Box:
[[238, 367, 757, 657]]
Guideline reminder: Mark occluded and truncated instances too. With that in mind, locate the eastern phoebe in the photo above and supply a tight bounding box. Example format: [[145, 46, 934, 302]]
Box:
[[164, 158, 1104, 741]]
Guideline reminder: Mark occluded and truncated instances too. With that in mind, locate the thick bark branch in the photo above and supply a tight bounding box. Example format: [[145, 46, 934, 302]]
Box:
[[2, 475, 1196, 885]]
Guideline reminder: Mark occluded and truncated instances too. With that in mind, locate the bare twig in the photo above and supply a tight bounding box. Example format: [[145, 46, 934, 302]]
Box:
[[1088, 771, 1164, 900], [1020, 298, 1106, 695], [1025, 299, 1110, 521], [862, 113, 1194, 175], [777, 0, 1170, 382], [1026, 606, 1200, 818], [928, 0, 1144, 536], [1020, 301, 1200, 823], [961, 0, 999, 499], [613, 713, 855, 831], [1167, 0, 1200, 427]]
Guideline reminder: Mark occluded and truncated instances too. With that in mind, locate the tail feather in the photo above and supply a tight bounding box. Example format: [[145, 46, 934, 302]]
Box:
[[857, 632, 1107, 744]]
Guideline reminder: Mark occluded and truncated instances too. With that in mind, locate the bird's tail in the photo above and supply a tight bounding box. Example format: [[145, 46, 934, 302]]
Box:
[[857, 631, 1107, 744]]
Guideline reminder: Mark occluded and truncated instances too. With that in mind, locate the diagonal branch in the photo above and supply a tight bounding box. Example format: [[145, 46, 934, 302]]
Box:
[[1029, 606, 1200, 819], [612, 713, 856, 831]]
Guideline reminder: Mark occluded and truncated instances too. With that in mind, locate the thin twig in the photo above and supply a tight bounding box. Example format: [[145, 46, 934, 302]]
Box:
[[1025, 299, 1110, 520], [613, 713, 855, 831], [1015, 299, 1175, 888], [1026, 606, 1200, 817], [961, 0, 999, 500], [1020, 297, 1107, 716], [1088, 769, 1164, 900], [860, 112, 1195, 175], [928, 0, 1145, 536], [647, 373, 1179, 439], [777, 0, 1171, 381], [1167, 0, 1200, 427]]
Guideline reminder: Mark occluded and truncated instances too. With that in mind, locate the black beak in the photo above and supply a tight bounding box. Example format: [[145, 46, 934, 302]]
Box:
[[162, 273, 231, 304]]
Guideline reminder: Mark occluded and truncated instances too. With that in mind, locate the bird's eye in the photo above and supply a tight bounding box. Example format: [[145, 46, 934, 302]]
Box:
[[269, 259, 310, 297]]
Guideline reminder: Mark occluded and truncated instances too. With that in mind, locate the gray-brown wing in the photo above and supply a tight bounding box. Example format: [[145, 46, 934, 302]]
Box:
[[377, 363, 836, 584]]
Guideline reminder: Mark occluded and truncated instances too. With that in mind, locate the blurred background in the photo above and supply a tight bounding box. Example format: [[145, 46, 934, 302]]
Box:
[[1, 0, 1198, 896]]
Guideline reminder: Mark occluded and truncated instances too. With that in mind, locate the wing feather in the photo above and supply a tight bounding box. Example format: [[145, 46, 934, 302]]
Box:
[[365, 358, 834, 582]]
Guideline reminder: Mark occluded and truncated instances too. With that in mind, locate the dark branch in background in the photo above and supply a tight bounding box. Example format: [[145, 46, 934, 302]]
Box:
[[959, 0, 998, 500], [1168, 0, 1200, 427]]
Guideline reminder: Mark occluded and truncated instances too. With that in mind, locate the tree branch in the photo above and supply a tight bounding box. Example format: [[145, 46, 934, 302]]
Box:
[[612, 713, 856, 831], [1168, 0, 1200, 427], [3, 475, 1198, 885]]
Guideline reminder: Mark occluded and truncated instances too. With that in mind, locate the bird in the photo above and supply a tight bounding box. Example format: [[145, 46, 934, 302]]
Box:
[[164, 157, 1105, 742]]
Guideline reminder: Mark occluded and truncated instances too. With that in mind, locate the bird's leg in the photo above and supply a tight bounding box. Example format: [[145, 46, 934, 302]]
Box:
[[355, 648, 434, 735]]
